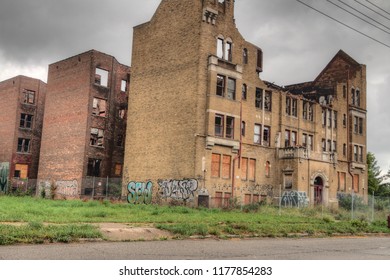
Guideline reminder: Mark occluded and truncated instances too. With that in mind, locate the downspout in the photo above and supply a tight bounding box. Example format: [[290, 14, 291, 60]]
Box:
[[346, 68, 355, 194], [232, 96, 243, 198]]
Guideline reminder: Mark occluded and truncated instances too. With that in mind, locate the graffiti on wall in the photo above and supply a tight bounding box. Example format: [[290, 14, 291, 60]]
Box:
[[281, 191, 309, 207], [55, 180, 78, 197], [127, 181, 153, 204], [243, 184, 274, 197], [158, 179, 198, 200], [0, 162, 10, 193]]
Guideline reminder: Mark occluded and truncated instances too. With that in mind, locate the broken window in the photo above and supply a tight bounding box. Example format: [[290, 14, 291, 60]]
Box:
[[264, 90, 272, 111], [225, 41, 232, 62], [327, 109, 332, 128], [216, 74, 225, 97], [227, 78, 236, 100], [90, 128, 104, 147], [263, 126, 270, 147], [211, 153, 221, 178], [215, 114, 224, 137], [303, 101, 312, 120], [254, 124, 261, 144], [92, 98, 107, 117], [291, 131, 297, 147], [285, 130, 290, 147], [292, 99, 298, 117], [23, 89, 35, 105], [20, 114, 33, 129], [242, 84, 247, 100], [256, 49, 263, 72], [241, 121, 246, 137], [322, 108, 326, 126], [17, 138, 31, 153], [217, 38, 224, 59], [87, 158, 101, 177], [255, 88, 263, 109], [118, 108, 127, 119], [225, 116, 234, 139], [121, 80, 127, 92], [95, 68, 109, 87], [308, 135, 313, 151], [333, 111, 338, 129]]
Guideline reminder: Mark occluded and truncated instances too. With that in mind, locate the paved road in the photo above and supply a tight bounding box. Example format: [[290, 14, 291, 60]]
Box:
[[1, 237, 390, 260]]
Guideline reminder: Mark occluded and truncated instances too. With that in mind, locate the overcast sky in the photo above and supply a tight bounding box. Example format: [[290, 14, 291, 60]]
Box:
[[1, 0, 389, 173]]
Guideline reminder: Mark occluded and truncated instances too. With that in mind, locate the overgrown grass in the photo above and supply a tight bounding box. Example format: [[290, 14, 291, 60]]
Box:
[[0, 196, 389, 244]]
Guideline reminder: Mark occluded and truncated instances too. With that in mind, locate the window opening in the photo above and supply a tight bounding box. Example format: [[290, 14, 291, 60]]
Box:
[[20, 114, 33, 129], [90, 128, 104, 147], [95, 68, 109, 87]]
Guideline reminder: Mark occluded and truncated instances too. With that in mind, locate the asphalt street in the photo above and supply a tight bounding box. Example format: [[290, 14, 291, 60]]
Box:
[[1, 236, 390, 260]]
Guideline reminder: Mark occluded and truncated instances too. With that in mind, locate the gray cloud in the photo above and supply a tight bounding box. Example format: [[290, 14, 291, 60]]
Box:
[[1, 0, 389, 170]]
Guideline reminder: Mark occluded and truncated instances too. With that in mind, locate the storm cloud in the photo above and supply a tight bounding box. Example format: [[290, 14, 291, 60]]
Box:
[[1, 0, 390, 171]]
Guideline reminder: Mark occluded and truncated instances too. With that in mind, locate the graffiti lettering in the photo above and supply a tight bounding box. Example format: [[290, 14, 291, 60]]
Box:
[[0, 163, 10, 193], [127, 181, 153, 204], [56, 180, 78, 197], [281, 191, 309, 207], [158, 179, 198, 200]]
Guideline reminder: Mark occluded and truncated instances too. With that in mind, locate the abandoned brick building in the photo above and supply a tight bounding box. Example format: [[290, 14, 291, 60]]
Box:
[[37, 50, 130, 197], [123, 0, 367, 207], [0, 76, 46, 193]]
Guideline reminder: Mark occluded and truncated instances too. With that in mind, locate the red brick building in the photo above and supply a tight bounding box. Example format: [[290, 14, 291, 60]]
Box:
[[37, 50, 130, 198], [0, 76, 46, 192]]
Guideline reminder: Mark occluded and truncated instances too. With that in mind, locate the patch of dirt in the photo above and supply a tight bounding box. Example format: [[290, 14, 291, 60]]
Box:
[[97, 223, 174, 241]]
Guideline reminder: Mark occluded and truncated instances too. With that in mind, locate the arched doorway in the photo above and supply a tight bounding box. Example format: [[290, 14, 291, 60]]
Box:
[[314, 177, 323, 205]]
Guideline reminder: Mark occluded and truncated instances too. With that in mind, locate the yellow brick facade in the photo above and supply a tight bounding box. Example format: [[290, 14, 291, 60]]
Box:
[[123, 0, 367, 207]]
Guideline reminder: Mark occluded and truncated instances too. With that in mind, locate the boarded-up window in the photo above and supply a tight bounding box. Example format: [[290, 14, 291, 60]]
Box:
[[224, 192, 232, 208], [114, 164, 122, 176], [211, 154, 221, 178], [248, 159, 256, 181], [222, 155, 231, 179], [253, 194, 260, 203], [284, 173, 293, 189], [338, 172, 346, 191], [215, 191, 223, 208], [241, 157, 248, 181], [14, 164, 28, 179], [353, 174, 359, 193]]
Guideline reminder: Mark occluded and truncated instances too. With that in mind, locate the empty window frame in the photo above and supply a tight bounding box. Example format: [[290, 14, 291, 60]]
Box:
[[254, 124, 261, 144], [90, 128, 104, 147], [264, 90, 272, 111], [241, 121, 246, 137], [215, 114, 224, 137], [17, 138, 31, 153], [303, 101, 313, 121], [95, 68, 109, 87], [286, 96, 297, 117], [285, 130, 290, 147], [343, 85, 347, 98], [92, 98, 107, 117], [217, 38, 224, 59], [242, 84, 247, 100], [225, 41, 233, 62], [263, 126, 270, 147], [23, 89, 35, 105], [284, 173, 293, 189], [20, 114, 33, 129], [352, 89, 361, 107], [255, 88, 263, 109], [87, 158, 101, 177], [226, 78, 236, 100], [256, 49, 263, 71], [216, 75, 225, 97], [225, 116, 234, 139]]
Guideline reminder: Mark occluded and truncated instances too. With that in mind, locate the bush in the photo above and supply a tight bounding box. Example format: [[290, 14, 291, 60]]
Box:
[[337, 193, 366, 210]]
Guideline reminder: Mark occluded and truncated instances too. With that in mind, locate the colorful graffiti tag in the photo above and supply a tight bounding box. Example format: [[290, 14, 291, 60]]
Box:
[[158, 179, 198, 200], [0, 162, 10, 193], [127, 181, 153, 204]]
